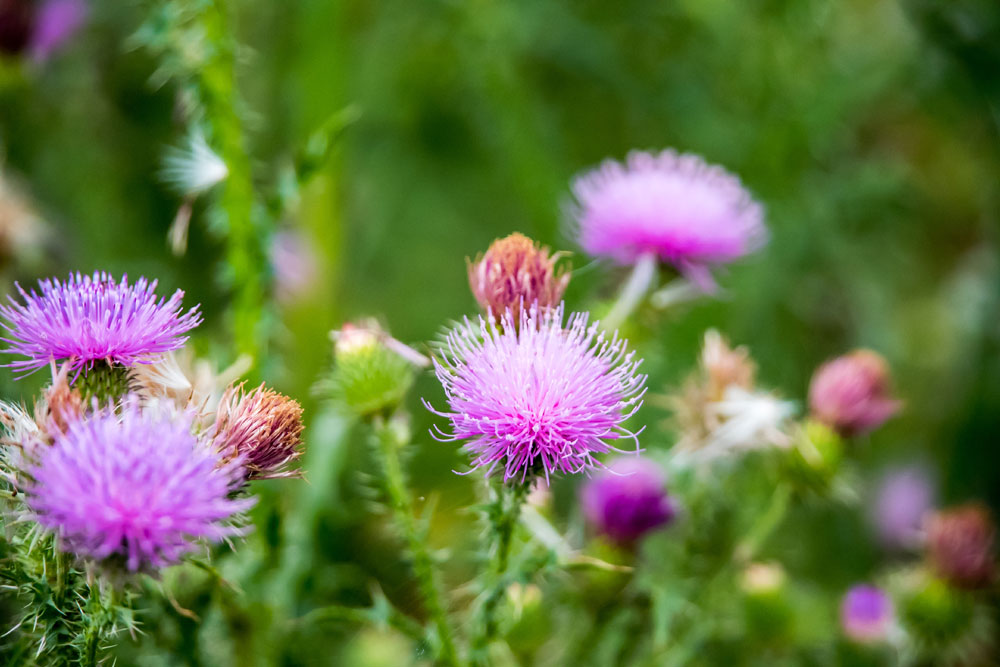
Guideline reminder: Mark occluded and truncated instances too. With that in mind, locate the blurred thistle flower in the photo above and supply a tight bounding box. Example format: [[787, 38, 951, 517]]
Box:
[[841, 584, 894, 643], [323, 320, 424, 417], [160, 129, 228, 197], [426, 303, 646, 484], [467, 232, 569, 323], [580, 456, 675, 545], [29, 0, 86, 62], [0, 0, 85, 60], [0, 272, 201, 377], [925, 504, 995, 590], [212, 382, 304, 480], [570, 149, 766, 291], [270, 228, 319, 304], [872, 464, 936, 551], [669, 331, 793, 460], [26, 400, 253, 571], [808, 350, 901, 437]]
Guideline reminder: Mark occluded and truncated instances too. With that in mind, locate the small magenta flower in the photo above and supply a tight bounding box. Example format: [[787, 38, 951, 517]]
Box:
[[426, 304, 646, 484], [29, 0, 86, 62], [26, 400, 253, 571], [0, 272, 201, 377], [570, 149, 766, 289], [841, 584, 894, 642], [467, 233, 569, 322], [212, 382, 305, 480], [581, 456, 675, 544], [809, 350, 901, 437], [872, 465, 935, 550]]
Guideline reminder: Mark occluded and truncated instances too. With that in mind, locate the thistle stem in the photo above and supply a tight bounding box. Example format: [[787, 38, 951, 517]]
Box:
[[602, 251, 658, 332], [372, 418, 459, 666], [471, 481, 530, 664], [734, 482, 793, 564]]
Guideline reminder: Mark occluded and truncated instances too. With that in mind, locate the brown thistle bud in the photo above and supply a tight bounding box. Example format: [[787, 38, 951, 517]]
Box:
[[212, 383, 305, 480], [42, 364, 83, 435], [926, 504, 996, 590], [467, 233, 569, 320]]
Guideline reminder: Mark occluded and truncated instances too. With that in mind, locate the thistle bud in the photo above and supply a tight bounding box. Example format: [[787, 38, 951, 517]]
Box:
[[213, 383, 305, 480], [926, 504, 995, 590], [467, 233, 569, 321], [840, 584, 893, 643], [808, 350, 900, 437], [42, 364, 83, 435], [325, 321, 417, 417]]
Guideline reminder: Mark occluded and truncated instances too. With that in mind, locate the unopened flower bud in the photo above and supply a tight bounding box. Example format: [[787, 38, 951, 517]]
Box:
[[926, 504, 995, 590], [841, 584, 893, 643], [42, 364, 83, 435], [325, 321, 416, 417], [467, 233, 569, 322], [808, 350, 900, 437], [213, 383, 305, 480]]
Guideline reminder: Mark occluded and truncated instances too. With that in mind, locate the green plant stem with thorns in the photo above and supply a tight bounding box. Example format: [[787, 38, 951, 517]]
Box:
[[371, 417, 459, 666], [197, 1, 267, 362], [472, 481, 530, 664]]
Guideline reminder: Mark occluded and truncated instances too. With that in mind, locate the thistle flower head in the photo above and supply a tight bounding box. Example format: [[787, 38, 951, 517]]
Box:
[[426, 303, 646, 484], [581, 456, 675, 544], [467, 233, 569, 322], [0, 272, 202, 377], [926, 504, 995, 590], [872, 465, 936, 551], [30, 0, 86, 62], [26, 399, 252, 571], [212, 382, 304, 480], [570, 149, 766, 289], [841, 584, 894, 643], [809, 349, 901, 437]]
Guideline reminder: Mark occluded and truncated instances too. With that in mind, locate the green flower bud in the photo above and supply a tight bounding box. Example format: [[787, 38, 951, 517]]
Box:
[[322, 322, 417, 417]]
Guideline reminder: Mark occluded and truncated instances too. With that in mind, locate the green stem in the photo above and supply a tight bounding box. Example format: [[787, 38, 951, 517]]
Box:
[[372, 418, 459, 666], [199, 1, 267, 363], [471, 481, 530, 664], [735, 482, 793, 564]]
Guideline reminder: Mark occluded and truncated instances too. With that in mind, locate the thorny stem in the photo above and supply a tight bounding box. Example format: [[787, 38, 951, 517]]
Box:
[[371, 418, 459, 666], [602, 251, 658, 332], [471, 481, 530, 664]]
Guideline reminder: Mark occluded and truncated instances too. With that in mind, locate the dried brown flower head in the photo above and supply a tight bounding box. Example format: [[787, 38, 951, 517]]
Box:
[[212, 382, 305, 480]]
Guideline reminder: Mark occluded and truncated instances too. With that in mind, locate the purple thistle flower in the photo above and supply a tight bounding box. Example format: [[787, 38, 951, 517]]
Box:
[[570, 150, 766, 290], [841, 584, 893, 643], [581, 456, 675, 545], [30, 0, 86, 62], [26, 400, 253, 571], [426, 304, 646, 484], [871, 464, 935, 550], [0, 272, 201, 377]]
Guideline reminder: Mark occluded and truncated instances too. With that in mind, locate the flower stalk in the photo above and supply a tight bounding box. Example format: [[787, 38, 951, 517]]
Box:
[[370, 416, 459, 666]]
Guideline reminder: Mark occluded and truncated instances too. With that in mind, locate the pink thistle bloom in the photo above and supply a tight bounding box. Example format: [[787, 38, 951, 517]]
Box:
[[570, 149, 766, 290], [26, 400, 253, 571], [841, 584, 894, 643], [581, 456, 675, 545], [426, 304, 646, 484], [30, 0, 86, 62], [0, 272, 201, 377], [808, 350, 901, 437]]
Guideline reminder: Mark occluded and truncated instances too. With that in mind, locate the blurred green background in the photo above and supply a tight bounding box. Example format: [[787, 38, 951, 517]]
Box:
[[1, 0, 999, 664]]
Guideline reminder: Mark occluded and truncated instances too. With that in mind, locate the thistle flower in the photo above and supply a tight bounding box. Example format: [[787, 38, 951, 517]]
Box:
[[467, 233, 569, 321], [426, 304, 646, 484], [212, 382, 304, 480], [570, 149, 766, 289], [926, 504, 995, 590], [0, 272, 202, 376], [872, 465, 936, 550], [29, 0, 86, 62], [26, 400, 252, 571], [808, 350, 900, 437], [841, 584, 894, 643], [160, 129, 228, 196], [581, 456, 675, 544]]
